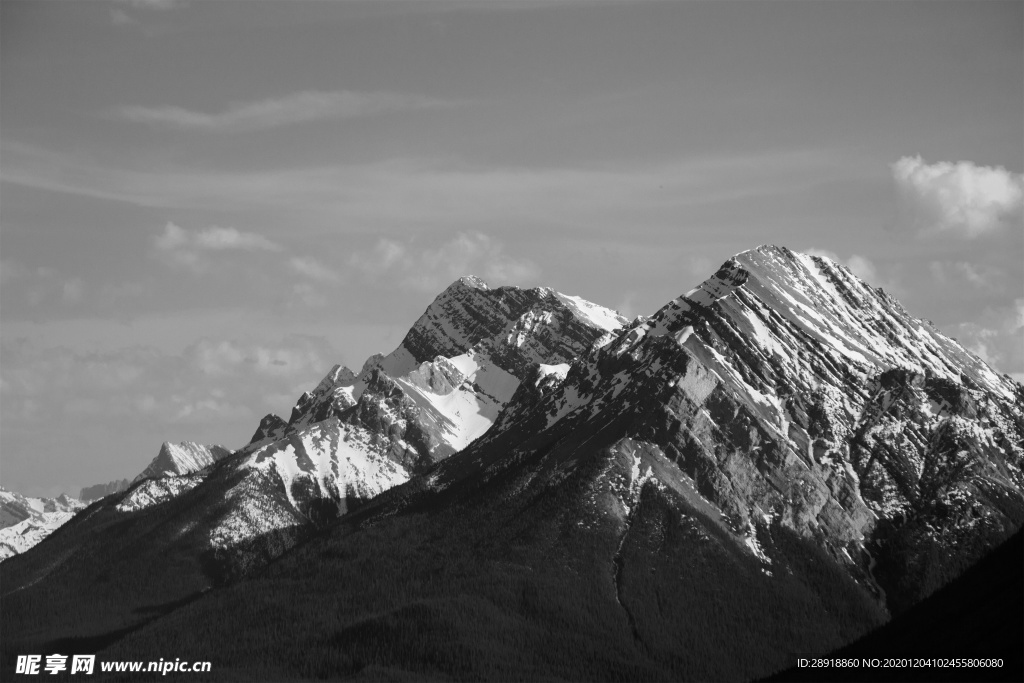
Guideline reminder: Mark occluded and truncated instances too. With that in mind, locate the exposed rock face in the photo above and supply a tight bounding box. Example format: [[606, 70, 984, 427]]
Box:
[[48, 279, 628, 578], [133, 441, 233, 483], [79, 479, 131, 502], [247, 414, 288, 446], [432, 246, 1023, 610], [0, 488, 84, 561]]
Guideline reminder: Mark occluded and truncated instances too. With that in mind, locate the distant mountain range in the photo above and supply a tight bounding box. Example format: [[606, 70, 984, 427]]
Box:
[[2, 246, 1020, 681], [0, 488, 84, 561], [0, 441, 232, 561]]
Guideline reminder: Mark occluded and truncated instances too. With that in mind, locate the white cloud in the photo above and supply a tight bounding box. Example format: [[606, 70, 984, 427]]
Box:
[[351, 232, 540, 292], [891, 156, 1024, 238], [153, 222, 281, 272], [113, 90, 452, 133], [945, 299, 1024, 379], [287, 256, 341, 284], [155, 222, 280, 252]]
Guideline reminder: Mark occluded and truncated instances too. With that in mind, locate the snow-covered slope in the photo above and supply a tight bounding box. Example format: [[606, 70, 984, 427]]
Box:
[[0, 488, 84, 561]]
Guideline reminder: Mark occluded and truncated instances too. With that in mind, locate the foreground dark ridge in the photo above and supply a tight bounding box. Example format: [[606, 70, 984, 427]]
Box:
[[2, 245, 1021, 682]]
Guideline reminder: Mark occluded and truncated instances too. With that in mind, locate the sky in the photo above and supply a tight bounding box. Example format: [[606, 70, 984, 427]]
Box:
[[1, 0, 1021, 499]]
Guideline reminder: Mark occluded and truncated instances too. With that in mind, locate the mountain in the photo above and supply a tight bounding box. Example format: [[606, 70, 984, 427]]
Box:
[[2, 441, 229, 562], [0, 278, 629, 653], [79, 479, 131, 502], [0, 488, 84, 561], [1, 247, 1021, 681]]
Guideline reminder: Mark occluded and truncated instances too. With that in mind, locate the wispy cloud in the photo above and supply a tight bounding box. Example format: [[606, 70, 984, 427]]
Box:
[[1, 333, 338, 427], [350, 232, 540, 292], [155, 223, 281, 252], [946, 299, 1024, 381], [110, 9, 138, 26], [1, 142, 844, 233], [112, 90, 453, 133], [892, 156, 1024, 239], [287, 256, 341, 284]]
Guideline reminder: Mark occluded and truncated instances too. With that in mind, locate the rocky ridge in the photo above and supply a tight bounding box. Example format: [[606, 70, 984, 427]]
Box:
[[203, 279, 628, 573], [79, 479, 131, 502]]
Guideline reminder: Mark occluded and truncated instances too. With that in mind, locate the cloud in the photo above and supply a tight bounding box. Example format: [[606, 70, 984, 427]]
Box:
[[0, 260, 87, 308], [891, 156, 1024, 238], [0, 142, 843, 231], [110, 9, 138, 26], [350, 232, 540, 292], [287, 256, 341, 284], [112, 90, 452, 133], [153, 222, 281, 272], [1, 334, 339, 427], [945, 299, 1024, 379], [185, 337, 333, 378], [928, 261, 1003, 290], [155, 222, 281, 252]]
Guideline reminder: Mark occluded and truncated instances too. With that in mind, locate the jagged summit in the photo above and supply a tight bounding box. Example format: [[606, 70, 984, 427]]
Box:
[[99, 278, 633, 576], [626, 244, 1017, 403], [456, 274, 489, 290]]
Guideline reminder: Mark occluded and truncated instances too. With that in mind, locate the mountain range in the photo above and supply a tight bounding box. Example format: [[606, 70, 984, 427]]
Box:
[[1, 245, 1021, 681], [0, 488, 84, 561], [0, 441, 232, 562]]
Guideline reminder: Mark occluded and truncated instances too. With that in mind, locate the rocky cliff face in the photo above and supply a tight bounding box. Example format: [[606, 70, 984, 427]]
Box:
[[428, 246, 1023, 610]]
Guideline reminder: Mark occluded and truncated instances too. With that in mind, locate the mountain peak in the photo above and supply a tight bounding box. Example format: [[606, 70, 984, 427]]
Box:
[[454, 274, 490, 290], [132, 441, 231, 483]]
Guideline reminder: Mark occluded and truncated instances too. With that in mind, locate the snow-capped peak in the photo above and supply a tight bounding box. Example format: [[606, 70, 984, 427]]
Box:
[[132, 441, 232, 483]]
